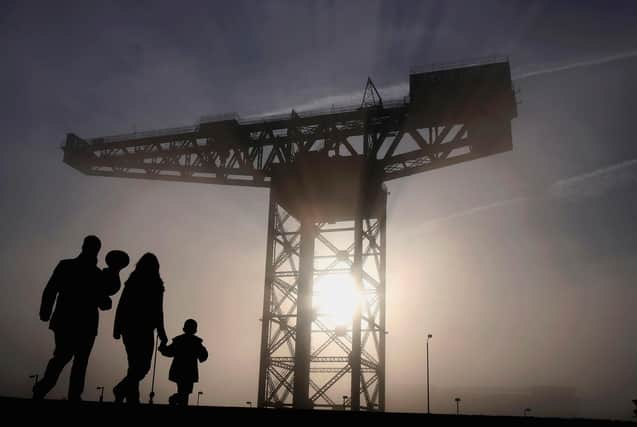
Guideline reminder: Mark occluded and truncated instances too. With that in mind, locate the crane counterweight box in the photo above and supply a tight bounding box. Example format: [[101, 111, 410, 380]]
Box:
[[409, 61, 517, 125]]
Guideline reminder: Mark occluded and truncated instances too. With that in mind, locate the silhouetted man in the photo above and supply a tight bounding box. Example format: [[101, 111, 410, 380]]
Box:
[[33, 236, 124, 401]]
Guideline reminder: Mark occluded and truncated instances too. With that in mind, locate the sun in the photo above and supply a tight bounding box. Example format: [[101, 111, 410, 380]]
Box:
[[313, 272, 360, 328]]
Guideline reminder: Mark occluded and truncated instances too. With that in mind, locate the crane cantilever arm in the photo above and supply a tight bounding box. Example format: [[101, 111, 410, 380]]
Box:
[[63, 61, 516, 187]]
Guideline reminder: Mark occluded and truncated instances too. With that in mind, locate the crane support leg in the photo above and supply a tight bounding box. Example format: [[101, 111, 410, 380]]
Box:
[[257, 185, 386, 410]]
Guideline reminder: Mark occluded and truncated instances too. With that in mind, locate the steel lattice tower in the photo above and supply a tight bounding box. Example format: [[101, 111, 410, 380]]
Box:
[[62, 58, 517, 411]]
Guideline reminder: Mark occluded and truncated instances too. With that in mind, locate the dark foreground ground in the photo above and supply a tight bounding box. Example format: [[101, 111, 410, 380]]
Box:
[[0, 397, 633, 426]]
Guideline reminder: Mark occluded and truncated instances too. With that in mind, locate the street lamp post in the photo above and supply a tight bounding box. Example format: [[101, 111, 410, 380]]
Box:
[[197, 391, 203, 406], [426, 334, 432, 414], [96, 386, 104, 403], [454, 397, 461, 415], [29, 374, 39, 390]]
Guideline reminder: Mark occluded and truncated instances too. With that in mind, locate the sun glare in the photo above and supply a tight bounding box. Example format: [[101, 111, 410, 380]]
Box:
[[313, 272, 360, 328]]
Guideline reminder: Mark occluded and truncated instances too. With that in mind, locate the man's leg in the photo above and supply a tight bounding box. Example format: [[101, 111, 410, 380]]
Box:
[[33, 330, 74, 399], [68, 333, 96, 401]]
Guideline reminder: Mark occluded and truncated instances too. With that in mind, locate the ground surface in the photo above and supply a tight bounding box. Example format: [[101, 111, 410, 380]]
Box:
[[0, 397, 632, 425]]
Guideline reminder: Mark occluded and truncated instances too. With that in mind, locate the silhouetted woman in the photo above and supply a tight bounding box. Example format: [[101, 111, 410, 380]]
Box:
[[112, 253, 168, 403]]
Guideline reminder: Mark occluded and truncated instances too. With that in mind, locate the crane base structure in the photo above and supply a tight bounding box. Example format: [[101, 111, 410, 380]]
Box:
[[62, 58, 517, 411], [259, 154, 387, 410]]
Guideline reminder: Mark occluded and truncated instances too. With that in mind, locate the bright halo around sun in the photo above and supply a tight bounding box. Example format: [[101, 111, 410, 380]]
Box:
[[313, 272, 360, 328]]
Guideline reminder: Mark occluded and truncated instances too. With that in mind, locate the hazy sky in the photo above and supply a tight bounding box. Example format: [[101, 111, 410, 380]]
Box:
[[1, 0, 637, 420]]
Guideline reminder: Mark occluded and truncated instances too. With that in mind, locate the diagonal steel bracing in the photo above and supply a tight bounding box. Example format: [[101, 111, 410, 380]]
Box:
[[257, 190, 386, 410]]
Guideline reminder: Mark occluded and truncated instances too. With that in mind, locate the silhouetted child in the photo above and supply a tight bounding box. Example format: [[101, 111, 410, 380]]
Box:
[[158, 319, 208, 406], [98, 250, 129, 311]]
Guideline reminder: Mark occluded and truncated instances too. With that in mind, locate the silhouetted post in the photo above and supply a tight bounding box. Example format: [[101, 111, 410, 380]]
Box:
[[524, 407, 531, 417], [632, 399, 636, 418], [455, 397, 461, 415], [149, 334, 159, 404], [342, 395, 348, 410], [29, 374, 39, 390], [426, 333, 432, 414], [195, 391, 202, 406], [246, 401, 252, 408], [96, 386, 104, 402]]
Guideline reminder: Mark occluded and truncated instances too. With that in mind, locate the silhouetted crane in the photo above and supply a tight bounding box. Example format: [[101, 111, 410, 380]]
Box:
[[62, 57, 517, 411]]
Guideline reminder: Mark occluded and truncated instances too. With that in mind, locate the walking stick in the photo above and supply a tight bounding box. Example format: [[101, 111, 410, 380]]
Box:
[[149, 333, 159, 404]]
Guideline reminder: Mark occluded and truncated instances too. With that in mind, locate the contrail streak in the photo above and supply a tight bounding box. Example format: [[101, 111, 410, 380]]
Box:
[[513, 50, 637, 80], [259, 83, 409, 117], [407, 158, 637, 235], [260, 50, 637, 116], [549, 158, 637, 198], [405, 196, 529, 236]]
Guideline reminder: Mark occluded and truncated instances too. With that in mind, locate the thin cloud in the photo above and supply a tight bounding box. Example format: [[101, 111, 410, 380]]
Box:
[[260, 49, 637, 117], [513, 50, 637, 80], [256, 83, 409, 117], [549, 158, 637, 199], [406, 196, 529, 236], [263, 49, 637, 116], [409, 158, 637, 235]]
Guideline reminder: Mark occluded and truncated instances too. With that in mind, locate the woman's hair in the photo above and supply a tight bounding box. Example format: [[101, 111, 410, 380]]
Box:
[[128, 252, 163, 286], [136, 252, 160, 273]]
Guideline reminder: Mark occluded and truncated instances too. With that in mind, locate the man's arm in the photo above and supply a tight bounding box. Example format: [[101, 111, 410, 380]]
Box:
[[100, 267, 122, 297], [198, 343, 209, 363], [40, 262, 62, 321], [97, 268, 121, 311]]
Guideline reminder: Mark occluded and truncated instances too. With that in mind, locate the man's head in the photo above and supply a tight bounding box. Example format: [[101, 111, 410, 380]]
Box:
[[183, 319, 198, 335], [81, 235, 101, 257]]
